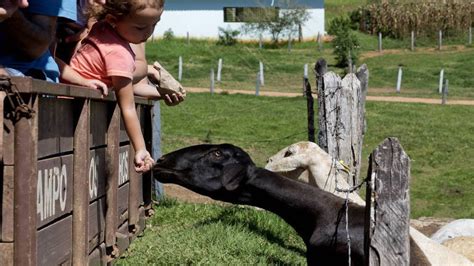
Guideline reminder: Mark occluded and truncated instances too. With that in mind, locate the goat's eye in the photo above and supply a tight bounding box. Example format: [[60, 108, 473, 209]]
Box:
[[211, 150, 222, 158], [284, 150, 292, 157]]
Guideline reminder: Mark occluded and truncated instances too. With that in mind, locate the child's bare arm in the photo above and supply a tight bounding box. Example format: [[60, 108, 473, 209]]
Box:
[[56, 58, 108, 95], [112, 76, 154, 172]]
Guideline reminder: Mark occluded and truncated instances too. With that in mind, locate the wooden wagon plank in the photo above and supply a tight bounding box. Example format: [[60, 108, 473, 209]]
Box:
[[1, 166, 14, 242], [105, 103, 120, 259], [3, 105, 15, 166], [0, 91, 5, 161], [89, 148, 107, 202], [90, 101, 108, 148], [0, 242, 13, 266], [14, 94, 38, 266], [118, 183, 129, 225], [72, 99, 90, 266], [88, 243, 107, 266], [128, 143, 140, 234], [36, 155, 74, 228], [116, 221, 130, 255], [88, 198, 106, 254], [37, 97, 74, 158], [37, 215, 73, 266], [10, 77, 152, 105]]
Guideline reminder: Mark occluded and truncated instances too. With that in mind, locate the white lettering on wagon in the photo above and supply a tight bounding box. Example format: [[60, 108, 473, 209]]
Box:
[[118, 150, 129, 185], [89, 155, 99, 199], [37, 164, 67, 221]]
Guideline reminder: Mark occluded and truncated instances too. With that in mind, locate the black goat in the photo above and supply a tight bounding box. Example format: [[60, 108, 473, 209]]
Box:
[[154, 143, 366, 265]]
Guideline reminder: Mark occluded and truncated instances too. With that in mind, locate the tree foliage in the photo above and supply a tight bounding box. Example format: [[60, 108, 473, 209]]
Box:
[[328, 16, 360, 68], [241, 0, 310, 44]]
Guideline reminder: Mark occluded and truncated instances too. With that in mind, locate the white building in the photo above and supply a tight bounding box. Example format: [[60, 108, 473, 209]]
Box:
[[154, 0, 325, 40]]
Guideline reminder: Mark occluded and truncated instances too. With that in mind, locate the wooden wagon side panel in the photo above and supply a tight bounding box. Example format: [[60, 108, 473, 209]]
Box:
[[38, 97, 74, 158], [36, 155, 74, 228], [37, 215, 73, 266]]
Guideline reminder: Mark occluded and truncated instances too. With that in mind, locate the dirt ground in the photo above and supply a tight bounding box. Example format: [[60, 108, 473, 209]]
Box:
[[185, 87, 474, 106]]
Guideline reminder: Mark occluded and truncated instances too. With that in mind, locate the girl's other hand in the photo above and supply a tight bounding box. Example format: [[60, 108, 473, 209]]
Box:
[[84, 79, 108, 96]]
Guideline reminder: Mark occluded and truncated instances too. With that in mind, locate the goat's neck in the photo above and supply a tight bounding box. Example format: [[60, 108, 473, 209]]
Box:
[[237, 168, 341, 243]]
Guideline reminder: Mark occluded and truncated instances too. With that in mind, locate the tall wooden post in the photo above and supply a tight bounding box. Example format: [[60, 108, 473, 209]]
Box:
[[316, 59, 368, 185], [364, 138, 410, 266], [72, 99, 90, 266], [305, 77, 315, 142]]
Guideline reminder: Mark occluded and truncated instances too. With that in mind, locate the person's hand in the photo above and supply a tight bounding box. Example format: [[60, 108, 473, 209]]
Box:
[[134, 149, 154, 173], [83, 79, 108, 96], [163, 92, 185, 106], [0, 0, 28, 22]]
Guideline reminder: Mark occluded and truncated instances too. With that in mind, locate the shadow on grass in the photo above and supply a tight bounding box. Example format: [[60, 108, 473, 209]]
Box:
[[194, 206, 306, 257]]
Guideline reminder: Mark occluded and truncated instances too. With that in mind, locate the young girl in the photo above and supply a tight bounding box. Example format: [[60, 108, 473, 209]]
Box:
[[63, 0, 166, 172]]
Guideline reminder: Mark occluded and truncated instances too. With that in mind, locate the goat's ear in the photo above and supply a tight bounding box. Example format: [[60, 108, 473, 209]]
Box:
[[221, 164, 246, 191]]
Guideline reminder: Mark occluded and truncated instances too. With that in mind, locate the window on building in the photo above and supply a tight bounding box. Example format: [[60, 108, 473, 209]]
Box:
[[224, 7, 280, 23]]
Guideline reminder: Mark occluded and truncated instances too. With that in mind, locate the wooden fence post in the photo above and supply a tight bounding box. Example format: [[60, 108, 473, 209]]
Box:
[[378, 32, 383, 52], [288, 35, 292, 52], [316, 58, 368, 185], [255, 72, 260, 96], [438, 30, 443, 50], [411, 31, 415, 51], [210, 68, 215, 94], [317, 32, 322, 51], [217, 58, 222, 82], [396, 66, 403, 93], [439, 68, 444, 94], [178, 56, 183, 81], [259, 61, 264, 86], [364, 137, 411, 266], [304, 77, 315, 142], [442, 79, 449, 105], [186, 32, 190, 45], [469, 26, 472, 46]]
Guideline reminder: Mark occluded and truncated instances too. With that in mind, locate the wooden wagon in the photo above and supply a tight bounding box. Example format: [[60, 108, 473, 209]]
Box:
[[0, 77, 155, 265]]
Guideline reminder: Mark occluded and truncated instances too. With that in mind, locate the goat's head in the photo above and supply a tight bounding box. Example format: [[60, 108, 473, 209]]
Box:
[[153, 144, 255, 200]]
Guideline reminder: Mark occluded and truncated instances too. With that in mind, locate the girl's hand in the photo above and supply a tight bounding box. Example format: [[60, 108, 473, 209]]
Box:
[[134, 149, 154, 173], [83, 79, 108, 96]]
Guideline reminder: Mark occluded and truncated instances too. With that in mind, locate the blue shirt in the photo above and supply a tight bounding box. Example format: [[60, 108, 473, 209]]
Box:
[[0, 0, 76, 82]]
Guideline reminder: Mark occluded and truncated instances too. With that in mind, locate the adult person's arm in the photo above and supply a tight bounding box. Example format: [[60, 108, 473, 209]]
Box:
[[0, 0, 28, 22], [2, 9, 56, 60]]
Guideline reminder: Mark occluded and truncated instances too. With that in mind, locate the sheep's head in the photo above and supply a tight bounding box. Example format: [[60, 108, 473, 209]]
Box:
[[154, 144, 255, 201], [265, 141, 329, 184]]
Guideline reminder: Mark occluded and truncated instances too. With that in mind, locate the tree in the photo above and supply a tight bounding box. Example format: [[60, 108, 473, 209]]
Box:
[[328, 16, 360, 68], [241, 0, 310, 44]]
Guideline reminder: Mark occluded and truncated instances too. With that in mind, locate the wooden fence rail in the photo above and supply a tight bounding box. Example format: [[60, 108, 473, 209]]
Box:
[[0, 77, 155, 265]]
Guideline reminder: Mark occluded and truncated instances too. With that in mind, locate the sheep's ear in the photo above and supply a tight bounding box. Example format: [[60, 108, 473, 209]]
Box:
[[222, 164, 246, 191]]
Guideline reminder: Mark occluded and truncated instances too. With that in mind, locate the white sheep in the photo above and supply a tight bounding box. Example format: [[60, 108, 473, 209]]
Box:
[[431, 219, 474, 243], [265, 141, 473, 266]]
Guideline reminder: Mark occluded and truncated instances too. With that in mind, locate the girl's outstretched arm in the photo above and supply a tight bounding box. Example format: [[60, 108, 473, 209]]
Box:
[[112, 76, 154, 173]]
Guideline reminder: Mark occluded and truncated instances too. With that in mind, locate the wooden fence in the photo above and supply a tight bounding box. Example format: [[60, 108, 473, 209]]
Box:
[[313, 60, 411, 265], [0, 77, 155, 265]]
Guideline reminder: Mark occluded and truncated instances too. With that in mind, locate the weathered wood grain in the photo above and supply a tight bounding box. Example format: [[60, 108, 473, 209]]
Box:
[[364, 138, 411, 266], [1, 166, 14, 242], [72, 99, 90, 266], [37, 215, 73, 266]]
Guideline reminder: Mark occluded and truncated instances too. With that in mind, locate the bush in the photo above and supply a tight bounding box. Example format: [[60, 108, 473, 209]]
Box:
[[329, 17, 360, 67], [163, 28, 175, 40], [217, 27, 240, 46]]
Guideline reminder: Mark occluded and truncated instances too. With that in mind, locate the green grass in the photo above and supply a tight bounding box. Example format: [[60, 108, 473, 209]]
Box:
[[119, 199, 306, 264], [118, 93, 474, 264]]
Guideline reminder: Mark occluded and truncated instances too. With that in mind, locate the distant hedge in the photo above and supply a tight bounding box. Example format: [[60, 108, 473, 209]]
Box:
[[350, 1, 473, 39]]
